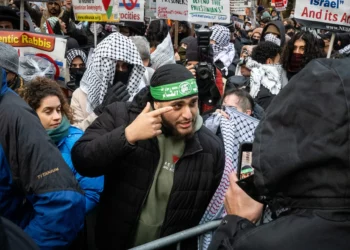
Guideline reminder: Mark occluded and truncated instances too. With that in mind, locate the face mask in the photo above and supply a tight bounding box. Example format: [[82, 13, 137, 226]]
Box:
[[289, 53, 303, 72], [287, 32, 295, 38], [245, 26, 251, 31], [290, 14, 294, 18], [251, 38, 259, 45], [70, 68, 86, 85], [113, 71, 130, 85]]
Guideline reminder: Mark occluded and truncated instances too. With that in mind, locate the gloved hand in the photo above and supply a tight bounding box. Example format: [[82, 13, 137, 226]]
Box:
[[94, 81, 130, 115]]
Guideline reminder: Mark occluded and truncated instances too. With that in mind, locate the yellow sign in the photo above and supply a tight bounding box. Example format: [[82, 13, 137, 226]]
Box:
[[75, 13, 119, 22]]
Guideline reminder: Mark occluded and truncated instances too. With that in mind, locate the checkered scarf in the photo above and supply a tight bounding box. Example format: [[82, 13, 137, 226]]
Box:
[[150, 33, 175, 70], [210, 25, 235, 71], [199, 107, 259, 250], [245, 58, 288, 98], [80, 33, 145, 112], [264, 33, 281, 46], [66, 49, 87, 68]]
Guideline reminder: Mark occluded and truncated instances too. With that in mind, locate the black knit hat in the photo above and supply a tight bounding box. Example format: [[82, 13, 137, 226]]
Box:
[[0, 6, 20, 29], [151, 64, 193, 87]]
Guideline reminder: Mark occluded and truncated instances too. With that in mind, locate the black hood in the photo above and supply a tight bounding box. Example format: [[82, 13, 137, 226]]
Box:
[[260, 21, 286, 46], [249, 57, 350, 209]]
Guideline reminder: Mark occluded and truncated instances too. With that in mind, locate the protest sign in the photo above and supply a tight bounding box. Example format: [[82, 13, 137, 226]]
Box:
[[145, 0, 156, 18], [72, 0, 119, 22], [295, 0, 350, 32], [275, 0, 287, 11], [230, 0, 252, 16], [0, 31, 67, 84], [156, 0, 188, 21], [119, 0, 145, 22], [188, 0, 230, 23]]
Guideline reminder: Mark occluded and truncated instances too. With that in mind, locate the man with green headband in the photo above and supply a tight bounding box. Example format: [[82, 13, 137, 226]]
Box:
[[72, 64, 225, 249]]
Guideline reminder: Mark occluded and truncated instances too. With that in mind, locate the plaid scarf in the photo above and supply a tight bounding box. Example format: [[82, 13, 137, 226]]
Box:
[[80, 33, 145, 113], [210, 25, 235, 71], [199, 107, 259, 250], [66, 49, 87, 68]]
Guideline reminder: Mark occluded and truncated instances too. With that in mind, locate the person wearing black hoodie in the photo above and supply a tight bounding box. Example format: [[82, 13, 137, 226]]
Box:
[[259, 21, 286, 47], [208, 57, 350, 250]]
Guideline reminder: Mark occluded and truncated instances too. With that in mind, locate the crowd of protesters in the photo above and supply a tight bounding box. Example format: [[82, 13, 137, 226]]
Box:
[[0, 1, 350, 250]]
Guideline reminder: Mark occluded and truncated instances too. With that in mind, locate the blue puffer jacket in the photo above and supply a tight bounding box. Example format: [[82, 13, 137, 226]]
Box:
[[0, 69, 85, 249], [57, 126, 104, 213]]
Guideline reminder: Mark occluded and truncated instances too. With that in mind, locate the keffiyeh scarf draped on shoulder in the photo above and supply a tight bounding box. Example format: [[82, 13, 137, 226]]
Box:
[[245, 59, 288, 98], [150, 33, 176, 70], [199, 107, 259, 250], [210, 25, 235, 72], [80, 32, 145, 113]]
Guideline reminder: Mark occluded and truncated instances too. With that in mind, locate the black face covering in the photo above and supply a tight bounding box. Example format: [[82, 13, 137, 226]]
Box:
[[251, 38, 259, 45], [70, 68, 86, 86], [287, 32, 295, 38], [113, 71, 130, 85]]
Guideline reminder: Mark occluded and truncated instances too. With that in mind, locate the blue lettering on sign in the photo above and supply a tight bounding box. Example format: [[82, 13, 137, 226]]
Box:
[[310, 0, 344, 9]]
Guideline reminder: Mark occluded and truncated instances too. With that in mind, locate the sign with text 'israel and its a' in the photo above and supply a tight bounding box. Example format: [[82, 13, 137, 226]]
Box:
[[119, 0, 145, 22], [188, 0, 230, 24], [295, 0, 350, 32]]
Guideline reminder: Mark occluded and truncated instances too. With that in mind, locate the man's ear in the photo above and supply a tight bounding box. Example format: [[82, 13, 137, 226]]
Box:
[[245, 109, 252, 116], [266, 58, 272, 64], [153, 101, 160, 110]]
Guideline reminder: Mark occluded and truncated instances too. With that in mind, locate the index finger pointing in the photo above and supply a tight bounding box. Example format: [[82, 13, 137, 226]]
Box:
[[150, 106, 173, 116]]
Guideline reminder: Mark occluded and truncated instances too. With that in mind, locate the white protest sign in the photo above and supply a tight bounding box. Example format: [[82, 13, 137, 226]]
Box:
[[275, 0, 287, 11], [145, 0, 156, 18], [295, 0, 350, 32], [188, 0, 230, 23], [0, 30, 68, 84], [156, 0, 188, 21], [119, 0, 145, 22], [72, 0, 119, 22], [230, 0, 252, 16]]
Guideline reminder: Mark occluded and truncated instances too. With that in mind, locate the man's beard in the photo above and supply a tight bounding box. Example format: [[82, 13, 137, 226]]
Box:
[[161, 115, 196, 140], [49, 8, 59, 16]]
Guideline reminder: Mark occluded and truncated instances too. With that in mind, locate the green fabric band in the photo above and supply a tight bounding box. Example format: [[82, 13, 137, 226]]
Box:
[[150, 79, 198, 101], [241, 167, 254, 174]]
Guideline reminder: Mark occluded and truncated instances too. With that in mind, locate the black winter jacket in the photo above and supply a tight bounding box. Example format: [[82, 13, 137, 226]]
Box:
[[208, 58, 350, 249], [72, 88, 225, 250]]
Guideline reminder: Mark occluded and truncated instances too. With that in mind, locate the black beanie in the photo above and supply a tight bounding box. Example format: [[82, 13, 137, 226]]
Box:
[[151, 64, 194, 87], [186, 39, 199, 62]]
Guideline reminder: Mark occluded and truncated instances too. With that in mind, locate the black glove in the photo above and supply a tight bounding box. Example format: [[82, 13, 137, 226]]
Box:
[[94, 81, 130, 115]]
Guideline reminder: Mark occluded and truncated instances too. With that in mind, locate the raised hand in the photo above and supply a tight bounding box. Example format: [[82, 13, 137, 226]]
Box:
[[125, 102, 173, 144]]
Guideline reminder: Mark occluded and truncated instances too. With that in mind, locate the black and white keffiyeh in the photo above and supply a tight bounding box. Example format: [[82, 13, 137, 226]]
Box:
[[199, 107, 259, 250], [66, 49, 87, 68], [150, 33, 175, 70], [210, 25, 235, 72], [80, 32, 145, 112], [245, 58, 288, 98], [264, 33, 281, 46]]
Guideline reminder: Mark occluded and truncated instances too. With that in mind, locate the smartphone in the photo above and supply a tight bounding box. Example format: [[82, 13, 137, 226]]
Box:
[[237, 142, 254, 180]]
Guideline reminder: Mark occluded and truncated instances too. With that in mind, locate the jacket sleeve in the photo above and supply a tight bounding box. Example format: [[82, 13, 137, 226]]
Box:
[[9, 101, 85, 249], [72, 102, 136, 177], [208, 215, 255, 250], [62, 132, 104, 214]]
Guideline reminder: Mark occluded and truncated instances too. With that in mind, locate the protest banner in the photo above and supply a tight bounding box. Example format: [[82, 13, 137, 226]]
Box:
[[188, 0, 230, 23], [230, 0, 252, 16], [119, 0, 145, 22], [156, 0, 188, 21], [72, 0, 119, 22], [295, 0, 350, 32], [0, 31, 67, 84]]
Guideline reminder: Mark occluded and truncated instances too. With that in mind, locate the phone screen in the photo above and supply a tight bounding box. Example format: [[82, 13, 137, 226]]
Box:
[[237, 143, 254, 180]]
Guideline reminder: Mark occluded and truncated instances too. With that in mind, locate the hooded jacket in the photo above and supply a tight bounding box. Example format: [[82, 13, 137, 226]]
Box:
[[71, 87, 224, 249], [260, 21, 286, 47], [208, 58, 350, 250], [0, 69, 85, 249]]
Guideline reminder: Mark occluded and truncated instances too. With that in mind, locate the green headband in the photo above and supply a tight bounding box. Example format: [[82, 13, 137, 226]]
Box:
[[150, 78, 198, 101]]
